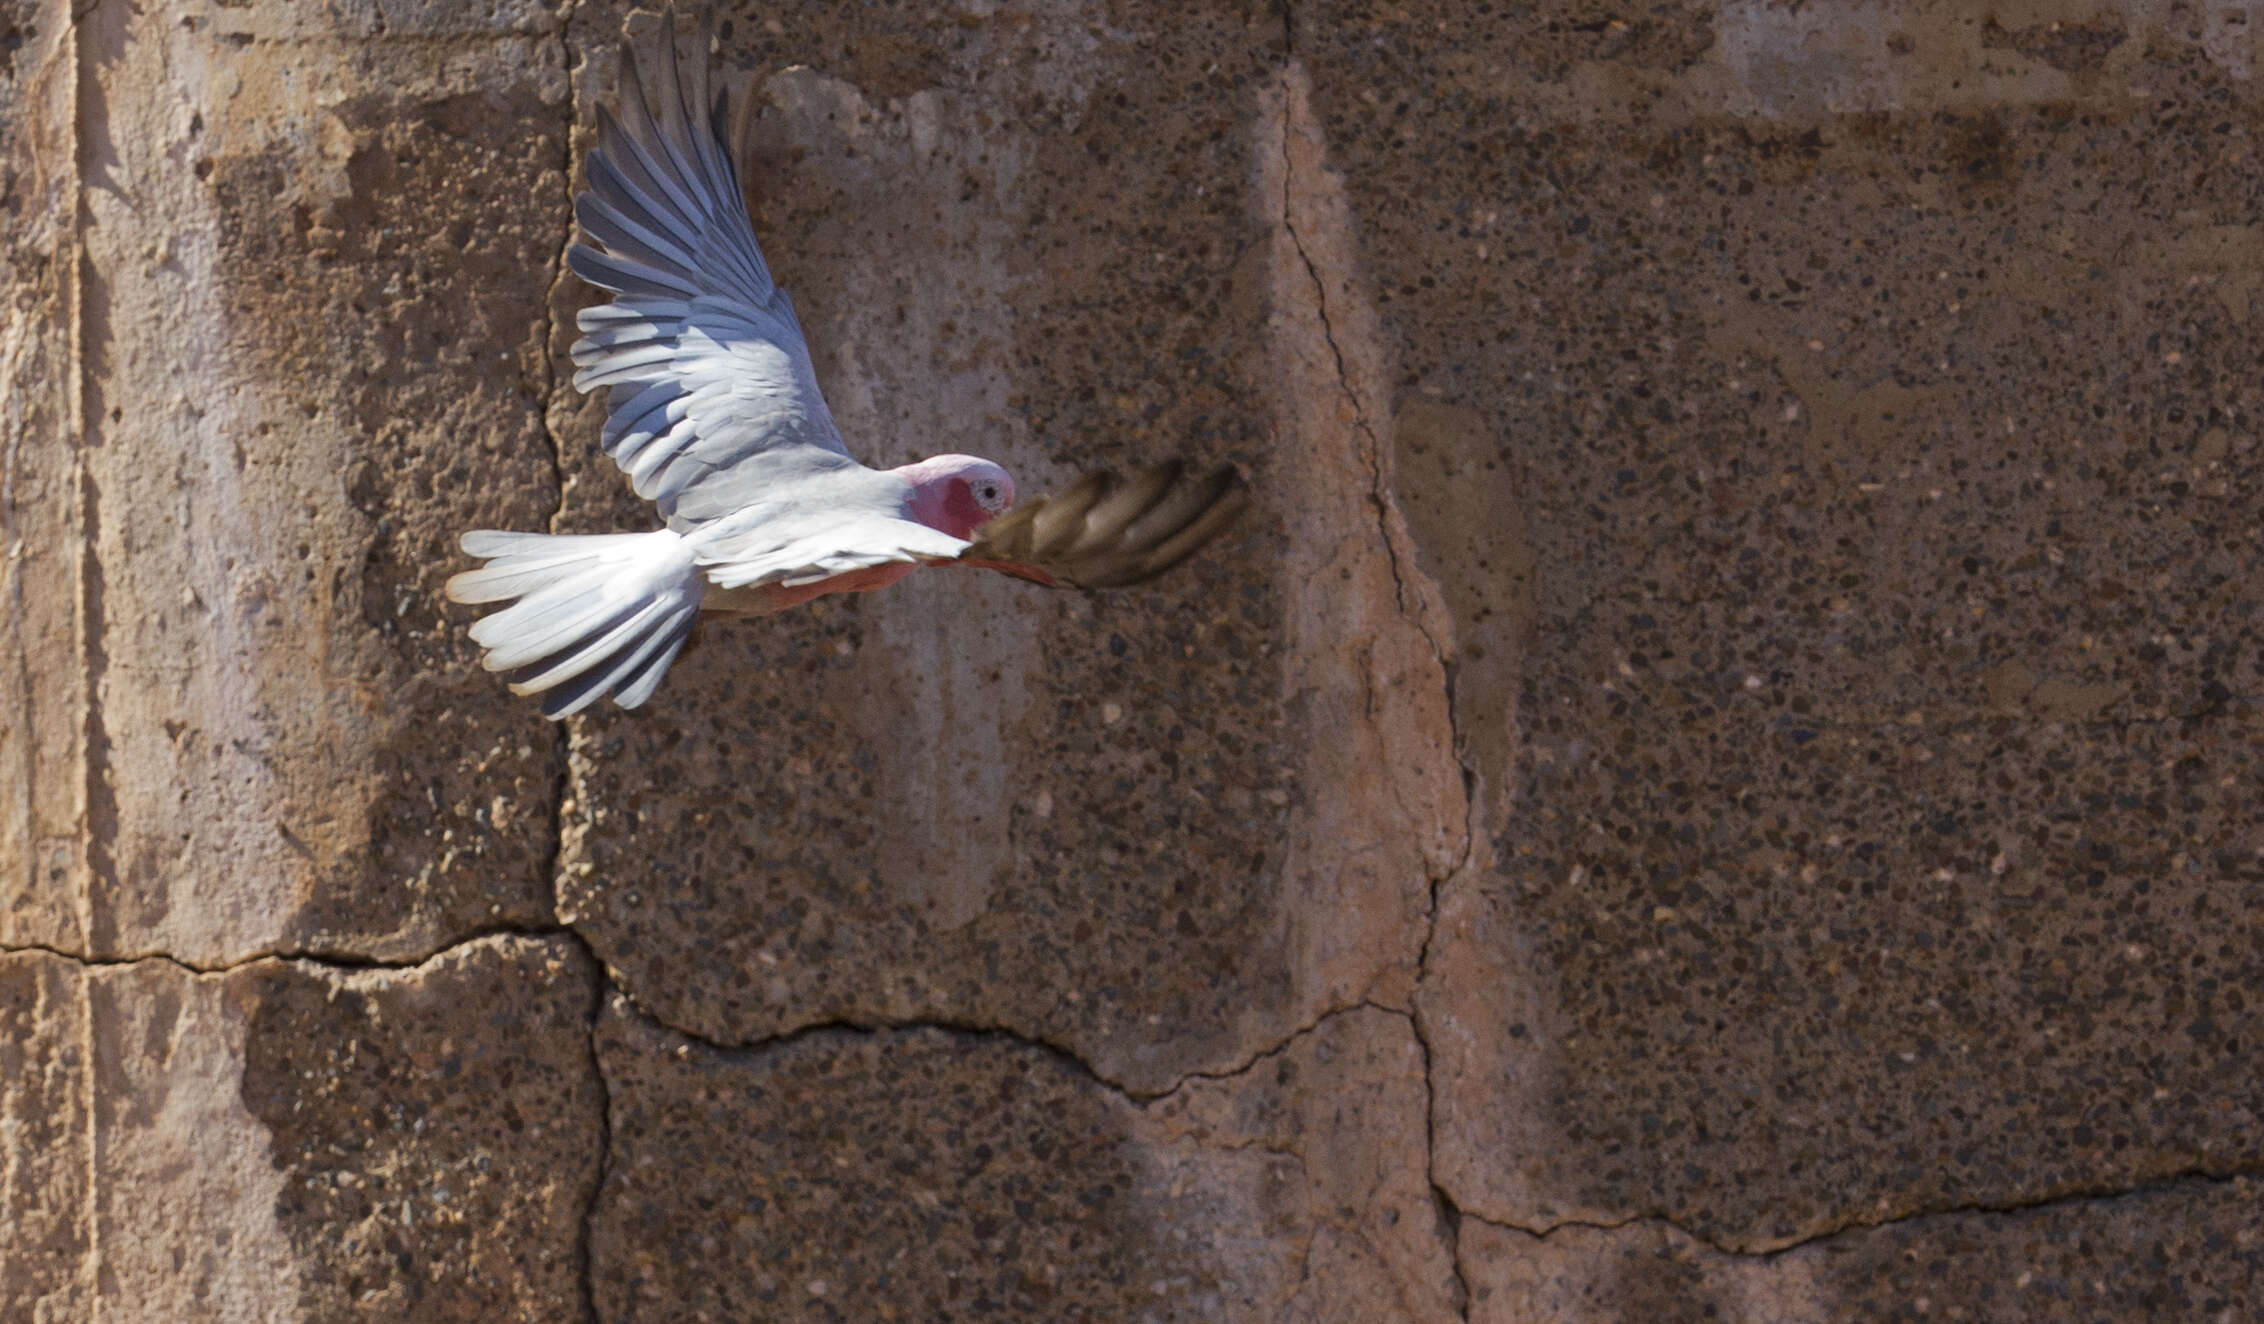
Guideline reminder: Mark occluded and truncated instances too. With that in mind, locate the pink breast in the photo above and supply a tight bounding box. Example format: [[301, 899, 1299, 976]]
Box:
[[758, 561, 920, 610]]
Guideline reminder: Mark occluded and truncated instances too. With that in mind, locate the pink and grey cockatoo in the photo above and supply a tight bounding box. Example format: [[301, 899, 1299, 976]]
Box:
[[447, 16, 1246, 719]]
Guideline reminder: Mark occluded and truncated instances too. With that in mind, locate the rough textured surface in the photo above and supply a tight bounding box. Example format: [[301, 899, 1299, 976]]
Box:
[[236, 936, 602, 1320], [2, 0, 569, 967], [591, 999, 1456, 1322], [5, 0, 2263, 1319], [1, 0, 89, 959], [0, 936, 598, 1322], [1355, 0, 2264, 1252], [0, 951, 90, 1320], [1462, 1175, 2264, 1322], [85, 957, 305, 1317], [553, 1, 1456, 1097]]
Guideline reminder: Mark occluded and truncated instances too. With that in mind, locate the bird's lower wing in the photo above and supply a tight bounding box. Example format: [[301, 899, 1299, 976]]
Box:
[[948, 462, 1248, 590], [696, 512, 970, 591]]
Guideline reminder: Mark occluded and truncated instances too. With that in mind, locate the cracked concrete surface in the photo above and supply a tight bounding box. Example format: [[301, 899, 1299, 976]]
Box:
[[1, 932, 602, 1320], [8, 0, 570, 970], [6, 0, 2263, 1319], [589, 996, 1455, 1321], [1459, 1172, 2264, 1322]]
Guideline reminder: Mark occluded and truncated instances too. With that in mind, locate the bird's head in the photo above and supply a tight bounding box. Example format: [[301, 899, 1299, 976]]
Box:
[[903, 454, 1017, 540]]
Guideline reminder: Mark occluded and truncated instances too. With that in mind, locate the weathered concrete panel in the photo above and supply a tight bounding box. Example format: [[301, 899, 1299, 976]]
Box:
[[552, 1, 1460, 1096], [0, 0, 91, 955], [8, 0, 571, 967], [236, 936, 601, 1320], [1290, 0, 2264, 1254], [0, 951, 91, 1322], [0, 936, 597, 1321], [1461, 1175, 2262, 1322], [591, 999, 1455, 1322]]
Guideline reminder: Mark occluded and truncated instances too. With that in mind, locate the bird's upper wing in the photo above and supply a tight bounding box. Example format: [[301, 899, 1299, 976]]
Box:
[[949, 461, 1249, 589], [567, 14, 859, 526]]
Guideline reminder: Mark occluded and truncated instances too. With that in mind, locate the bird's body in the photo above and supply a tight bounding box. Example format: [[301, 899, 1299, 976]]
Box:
[[448, 14, 1245, 717]]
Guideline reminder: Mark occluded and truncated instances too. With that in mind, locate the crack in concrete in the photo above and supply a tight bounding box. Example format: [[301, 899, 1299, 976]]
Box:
[[60, 7, 104, 1305], [1276, 126, 1441, 672], [0, 924, 579, 976], [1433, 1182, 1472, 1319], [596, 980, 1140, 1095], [1277, 1226, 1321, 1324], [72, 0, 114, 971], [1408, 1008, 1473, 1318], [1455, 1163, 2264, 1259], [566, 929, 611, 1324], [591, 976, 1407, 1110], [33, 892, 2252, 1296], [537, 9, 580, 545], [1271, 16, 1479, 1318], [532, 10, 611, 1319], [1140, 999, 1393, 1102], [539, 0, 580, 1008]]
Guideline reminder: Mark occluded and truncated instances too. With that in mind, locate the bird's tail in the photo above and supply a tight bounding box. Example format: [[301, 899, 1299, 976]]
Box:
[[444, 529, 702, 719]]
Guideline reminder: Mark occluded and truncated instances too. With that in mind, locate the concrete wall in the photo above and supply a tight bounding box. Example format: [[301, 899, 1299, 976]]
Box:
[[3, 0, 2258, 1318]]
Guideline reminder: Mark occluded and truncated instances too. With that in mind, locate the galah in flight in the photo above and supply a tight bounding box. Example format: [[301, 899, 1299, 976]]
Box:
[[447, 15, 1247, 719]]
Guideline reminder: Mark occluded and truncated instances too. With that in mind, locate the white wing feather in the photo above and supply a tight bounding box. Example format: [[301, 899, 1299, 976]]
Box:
[[693, 511, 969, 591], [566, 15, 860, 528], [450, 16, 989, 720]]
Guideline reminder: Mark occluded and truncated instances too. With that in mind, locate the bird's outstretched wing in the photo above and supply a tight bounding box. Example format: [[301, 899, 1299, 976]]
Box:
[[567, 13, 859, 526], [951, 462, 1249, 589]]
